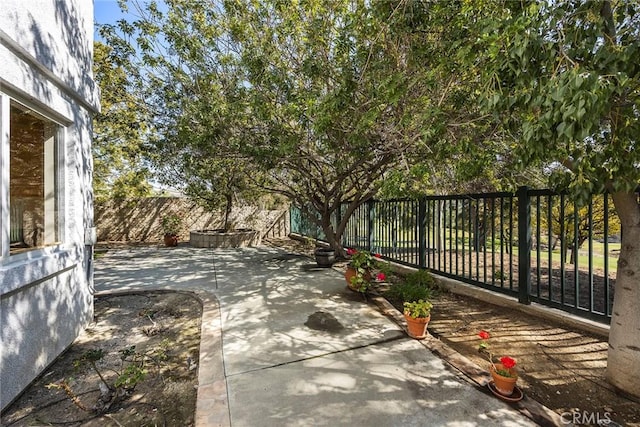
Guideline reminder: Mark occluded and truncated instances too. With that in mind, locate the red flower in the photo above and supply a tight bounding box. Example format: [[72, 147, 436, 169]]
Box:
[[478, 330, 490, 340], [500, 356, 517, 369], [376, 272, 386, 281], [374, 253, 381, 258], [346, 248, 356, 255]]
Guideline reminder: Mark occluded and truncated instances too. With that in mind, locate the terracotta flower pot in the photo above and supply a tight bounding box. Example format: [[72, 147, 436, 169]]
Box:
[[344, 266, 371, 291], [164, 234, 179, 247], [490, 363, 518, 396], [404, 313, 430, 339]]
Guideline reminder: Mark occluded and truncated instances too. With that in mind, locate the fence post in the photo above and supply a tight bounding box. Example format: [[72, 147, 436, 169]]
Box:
[[367, 199, 375, 251], [418, 198, 427, 269], [517, 186, 531, 305], [289, 206, 296, 235], [336, 203, 343, 247]]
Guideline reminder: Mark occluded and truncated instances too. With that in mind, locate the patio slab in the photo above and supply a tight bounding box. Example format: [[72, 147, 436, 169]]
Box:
[[95, 245, 536, 426]]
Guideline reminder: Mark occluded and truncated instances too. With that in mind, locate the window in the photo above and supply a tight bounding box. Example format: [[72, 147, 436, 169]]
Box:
[[6, 99, 62, 255]]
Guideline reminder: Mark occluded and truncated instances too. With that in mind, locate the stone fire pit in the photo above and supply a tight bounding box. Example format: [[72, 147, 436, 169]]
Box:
[[190, 229, 261, 248]]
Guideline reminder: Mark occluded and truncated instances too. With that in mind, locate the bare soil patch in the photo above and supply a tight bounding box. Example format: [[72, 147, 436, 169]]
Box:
[[1, 291, 201, 427]]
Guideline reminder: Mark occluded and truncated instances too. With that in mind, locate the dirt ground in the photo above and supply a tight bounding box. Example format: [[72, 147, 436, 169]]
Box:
[[419, 292, 640, 426], [1, 291, 201, 427]]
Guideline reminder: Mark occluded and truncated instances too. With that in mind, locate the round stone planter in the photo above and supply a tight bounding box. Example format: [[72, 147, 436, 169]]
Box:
[[190, 229, 261, 248]]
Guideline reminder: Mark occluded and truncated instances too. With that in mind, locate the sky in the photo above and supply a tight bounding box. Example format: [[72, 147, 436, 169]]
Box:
[[93, 0, 142, 41], [94, 0, 125, 40], [94, 0, 171, 43], [94, 0, 128, 25]]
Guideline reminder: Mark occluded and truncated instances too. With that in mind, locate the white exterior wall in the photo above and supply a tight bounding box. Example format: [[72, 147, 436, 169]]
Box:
[[0, 0, 99, 410]]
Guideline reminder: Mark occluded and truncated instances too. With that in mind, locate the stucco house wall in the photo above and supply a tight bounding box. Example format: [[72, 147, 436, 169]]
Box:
[[0, 0, 99, 410]]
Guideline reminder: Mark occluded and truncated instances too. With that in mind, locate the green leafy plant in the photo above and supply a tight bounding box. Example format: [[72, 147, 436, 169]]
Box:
[[346, 248, 390, 293], [161, 213, 182, 236], [478, 330, 517, 378], [493, 269, 507, 281], [115, 364, 146, 389], [347, 248, 379, 270], [403, 299, 433, 319], [385, 270, 438, 303], [405, 269, 436, 288], [385, 281, 431, 304]]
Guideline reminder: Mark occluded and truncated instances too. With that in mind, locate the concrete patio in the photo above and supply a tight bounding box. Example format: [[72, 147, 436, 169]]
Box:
[[94, 245, 537, 426]]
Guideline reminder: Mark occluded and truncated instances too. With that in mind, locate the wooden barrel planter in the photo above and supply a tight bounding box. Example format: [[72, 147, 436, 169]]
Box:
[[314, 248, 336, 267]]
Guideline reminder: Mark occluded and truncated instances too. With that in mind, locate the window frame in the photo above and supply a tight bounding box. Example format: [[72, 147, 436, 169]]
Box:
[[0, 92, 66, 262]]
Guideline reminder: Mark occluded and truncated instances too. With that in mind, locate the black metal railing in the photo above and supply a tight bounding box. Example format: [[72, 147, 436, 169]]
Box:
[[291, 187, 624, 324]]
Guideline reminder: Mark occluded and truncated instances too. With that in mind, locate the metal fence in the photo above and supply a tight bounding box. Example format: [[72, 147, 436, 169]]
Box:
[[291, 187, 625, 324]]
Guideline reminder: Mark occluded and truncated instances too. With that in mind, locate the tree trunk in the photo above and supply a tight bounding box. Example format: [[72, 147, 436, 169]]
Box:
[[606, 191, 640, 398], [502, 229, 511, 254], [223, 193, 233, 232], [320, 220, 345, 258], [560, 239, 569, 264], [566, 243, 574, 264], [471, 202, 487, 252], [569, 237, 588, 265]]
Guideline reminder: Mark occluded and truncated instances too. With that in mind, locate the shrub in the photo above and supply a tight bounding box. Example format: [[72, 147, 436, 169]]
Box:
[[161, 213, 182, 235], [405, 269, 436, 288], [493, 269, 507, 280], [384, 270, 438, 304]]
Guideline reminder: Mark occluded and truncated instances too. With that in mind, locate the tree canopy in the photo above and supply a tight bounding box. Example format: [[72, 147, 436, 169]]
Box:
[[99, 0, 462, 251], [471, 0, 639, 196], [460, 0, 640, 396], [93, 41, 152, 201], [98, 0, 640, 397]]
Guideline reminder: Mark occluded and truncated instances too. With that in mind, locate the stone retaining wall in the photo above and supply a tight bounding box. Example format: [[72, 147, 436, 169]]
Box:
[[95, 197, 288, 243], [190, 229, 262, 248]]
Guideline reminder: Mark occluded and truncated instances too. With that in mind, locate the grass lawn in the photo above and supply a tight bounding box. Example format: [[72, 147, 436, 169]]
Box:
[[368, 227, 620, 275]]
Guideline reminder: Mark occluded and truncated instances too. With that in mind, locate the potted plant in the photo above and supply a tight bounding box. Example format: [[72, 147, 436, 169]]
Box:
[[161, 213, 182, 247], [478, 330, 518, 396], [403, 299, 432, 339], [344, 248, 388, 293]]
